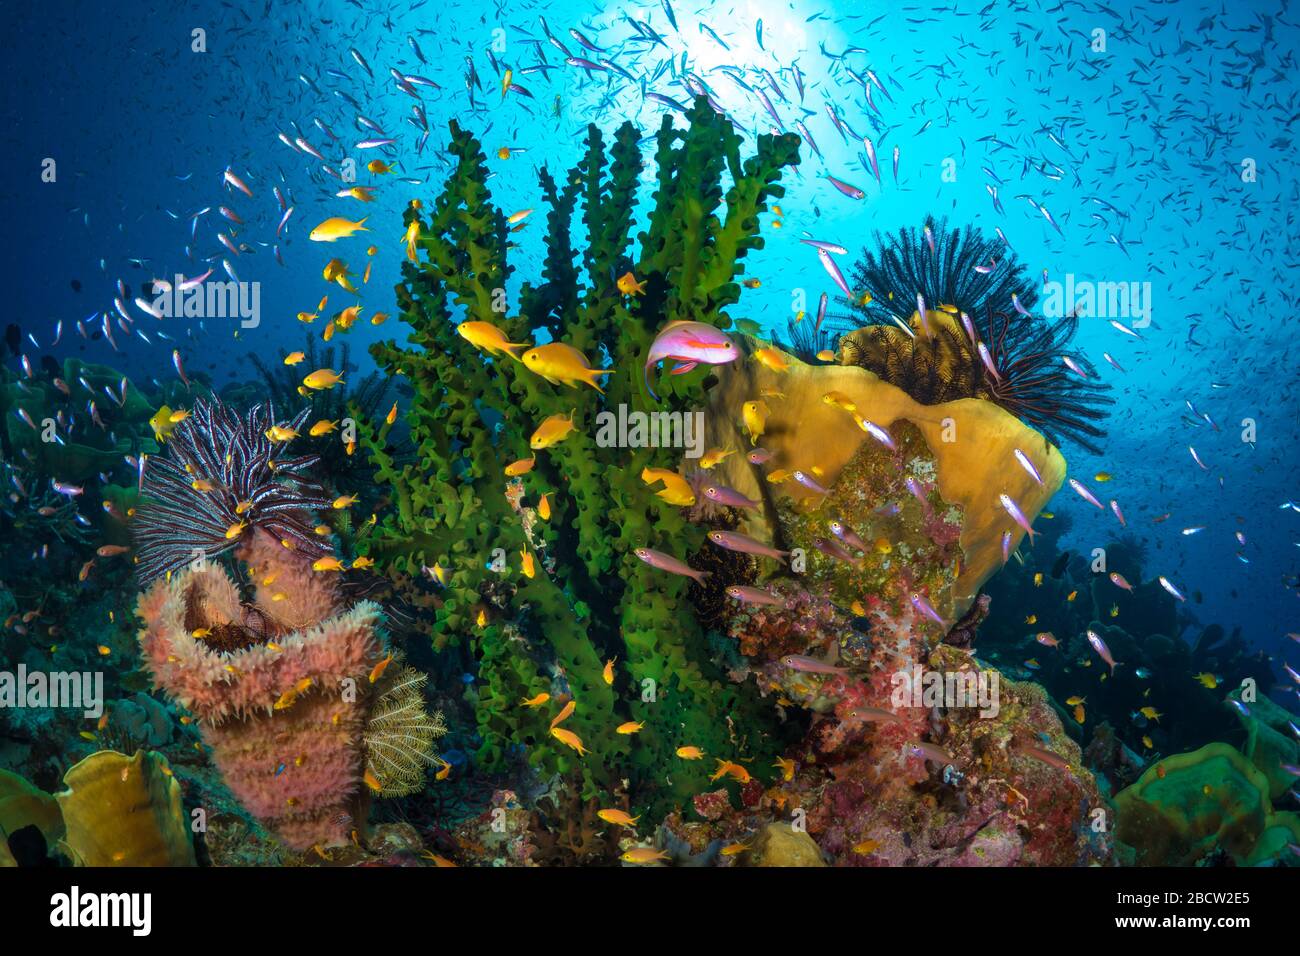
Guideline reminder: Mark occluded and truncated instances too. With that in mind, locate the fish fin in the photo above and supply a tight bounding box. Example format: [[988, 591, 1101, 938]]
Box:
[[668, 361, 698, 376], [644, 361, 659, 401]]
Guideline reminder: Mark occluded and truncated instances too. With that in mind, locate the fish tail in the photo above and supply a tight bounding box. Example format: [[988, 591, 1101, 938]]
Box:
[[644, 361, 658, 401]]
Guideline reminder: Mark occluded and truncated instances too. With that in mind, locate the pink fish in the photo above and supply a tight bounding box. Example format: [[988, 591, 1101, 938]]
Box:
[[644, 321, 738, 401], [634, 547, 710, 584], [1035, 632, 1059, 648], [1102, 352, 1125, 372], [812, 537, 861, 566], [977, 341, 1002, 381], [725, 585, 784, 606], [828, 519, 868, 553], [1013, 448, 1044, 485], [910, 593, 946, 628], [857, 417, 896, 451], [1063, 355, 1090, 378], [817, 248, 852, 297], [747, 448, 773, 465], [1157, 576, 1186, 602], [798, 238, 848, 256], [862, 136, 880, 182], [1001, 530, 1012, 565], [999, 493, 1038, 542], [1015, 742, 1070, 772], [702, 484, 759, 509], [781, 655, 847, 675], [1189, 446, 1209, 470], [1086, 629, 1120, 674], [1110, 499, 1126, 527], [850, 706, 904, 724], [1068, 478, 1104, 509], [823, 173, 864, 199], [706, 530, 788, 561], [906, 741, 952, 765], [1109, 572, 1133, 592], [793, 470, 829, 494]]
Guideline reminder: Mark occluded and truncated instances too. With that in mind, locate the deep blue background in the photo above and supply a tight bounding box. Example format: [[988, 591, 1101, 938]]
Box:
[[1, 0, 1297, 660]]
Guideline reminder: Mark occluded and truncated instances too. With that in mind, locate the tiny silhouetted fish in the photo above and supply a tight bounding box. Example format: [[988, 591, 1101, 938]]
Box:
[[70, 279, 82, 293], [1051, 552, 1071, 579]]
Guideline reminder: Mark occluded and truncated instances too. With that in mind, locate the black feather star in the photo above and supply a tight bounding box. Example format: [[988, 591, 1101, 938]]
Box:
[[132, 398, 333, 583], [837, 217, 1113, 454]]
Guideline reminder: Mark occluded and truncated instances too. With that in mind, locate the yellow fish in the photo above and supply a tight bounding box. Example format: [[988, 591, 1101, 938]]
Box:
[[752, 347, 790, 372], [1194, 672, 1220, 689], [675, 746, 705, 760], [602, 658, 616, 685], [815, 349, 837, 362], [284, 351, 306, 366], [265, 425, 299, 442], [367, 159, 392, 174], [335, 186, 376, 202], [520, 549, 536, 579], [698, 447, 735, 469], [550, 726, 588, 755], [822, 390, 858, 414], [616, 720, 643, 735], [363, 769, 382, 793], [640, 467, 695, 506], [773, 757, 795, 781], [596, 809, 639, 828], [742, 400, 769, 444], [616, 271, 646, 295], [520, 692, 550, 707], [1025, 614, 1037, 625], [309, 419, 338, 437], [1139, 706, 1163, 722], [309, 216, 369, 242], [507, 208, 533, 225], [1073, 703, 1086, 724], [1033, 573, 1043, 586], [302, 368, 344, 390], [521, 342, 613, 392], [351, 556, 375, 570], [709, 759, 752, 784], [312, 556, 344, 572], [369, 654, 393, 684], [333, 494, 358, 509], [402, 220, 421, 262], [456, 320, 529, 359], [530, 411, 577, 450], [620, 847, 669, 864], [505, 456, 536, 477], [537, 494, 551, 521], [1094, 472, 1112, 482], [851, 840, 880, 856], [1065, 696, 1087, 706], [149, 404, 178, 442], [1142, 735, 1154, 749]]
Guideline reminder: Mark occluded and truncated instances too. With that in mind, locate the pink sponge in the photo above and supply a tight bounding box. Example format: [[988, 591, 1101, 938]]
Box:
[[137, 546, 385, 851]]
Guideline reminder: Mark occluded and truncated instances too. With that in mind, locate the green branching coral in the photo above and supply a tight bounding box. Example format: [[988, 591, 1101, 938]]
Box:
[[359, 100, 799, 819]]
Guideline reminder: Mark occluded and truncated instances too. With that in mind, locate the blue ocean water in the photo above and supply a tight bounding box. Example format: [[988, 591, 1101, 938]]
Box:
[[2, 0, 1296, 656]]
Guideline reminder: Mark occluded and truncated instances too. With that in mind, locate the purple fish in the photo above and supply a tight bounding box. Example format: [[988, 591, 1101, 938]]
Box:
[[793, 470, 829, 494], [858, 417, 896, 451], [1102, 352, 1125, 372], [747, 447, 773, 465], [725, 585, 784, 606], [702, 484, 759, 509], [1110, 499, 1126, 527], [1013, 449, 1043, 486], [634, 547, 710, 584], [799, 238, 849, 256], [1157, 576, 1186, 602], [644, 321, 738, 400], [910, 593, 946, 628], [1068, 478, 1104, 509], [999, 493, 1038, 542], [1001, 530, 1012, 565], [823, 173, 864, 199], [706, 530, 788, 561], [1086, 629, 1120, 674], [812, 537, 860, 566], [862, 136, 880, 182], [818, 248, 852, 297], [907, 741, 952, 765], [828, 520, 867, 553], [781, 655, 847, 676]]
